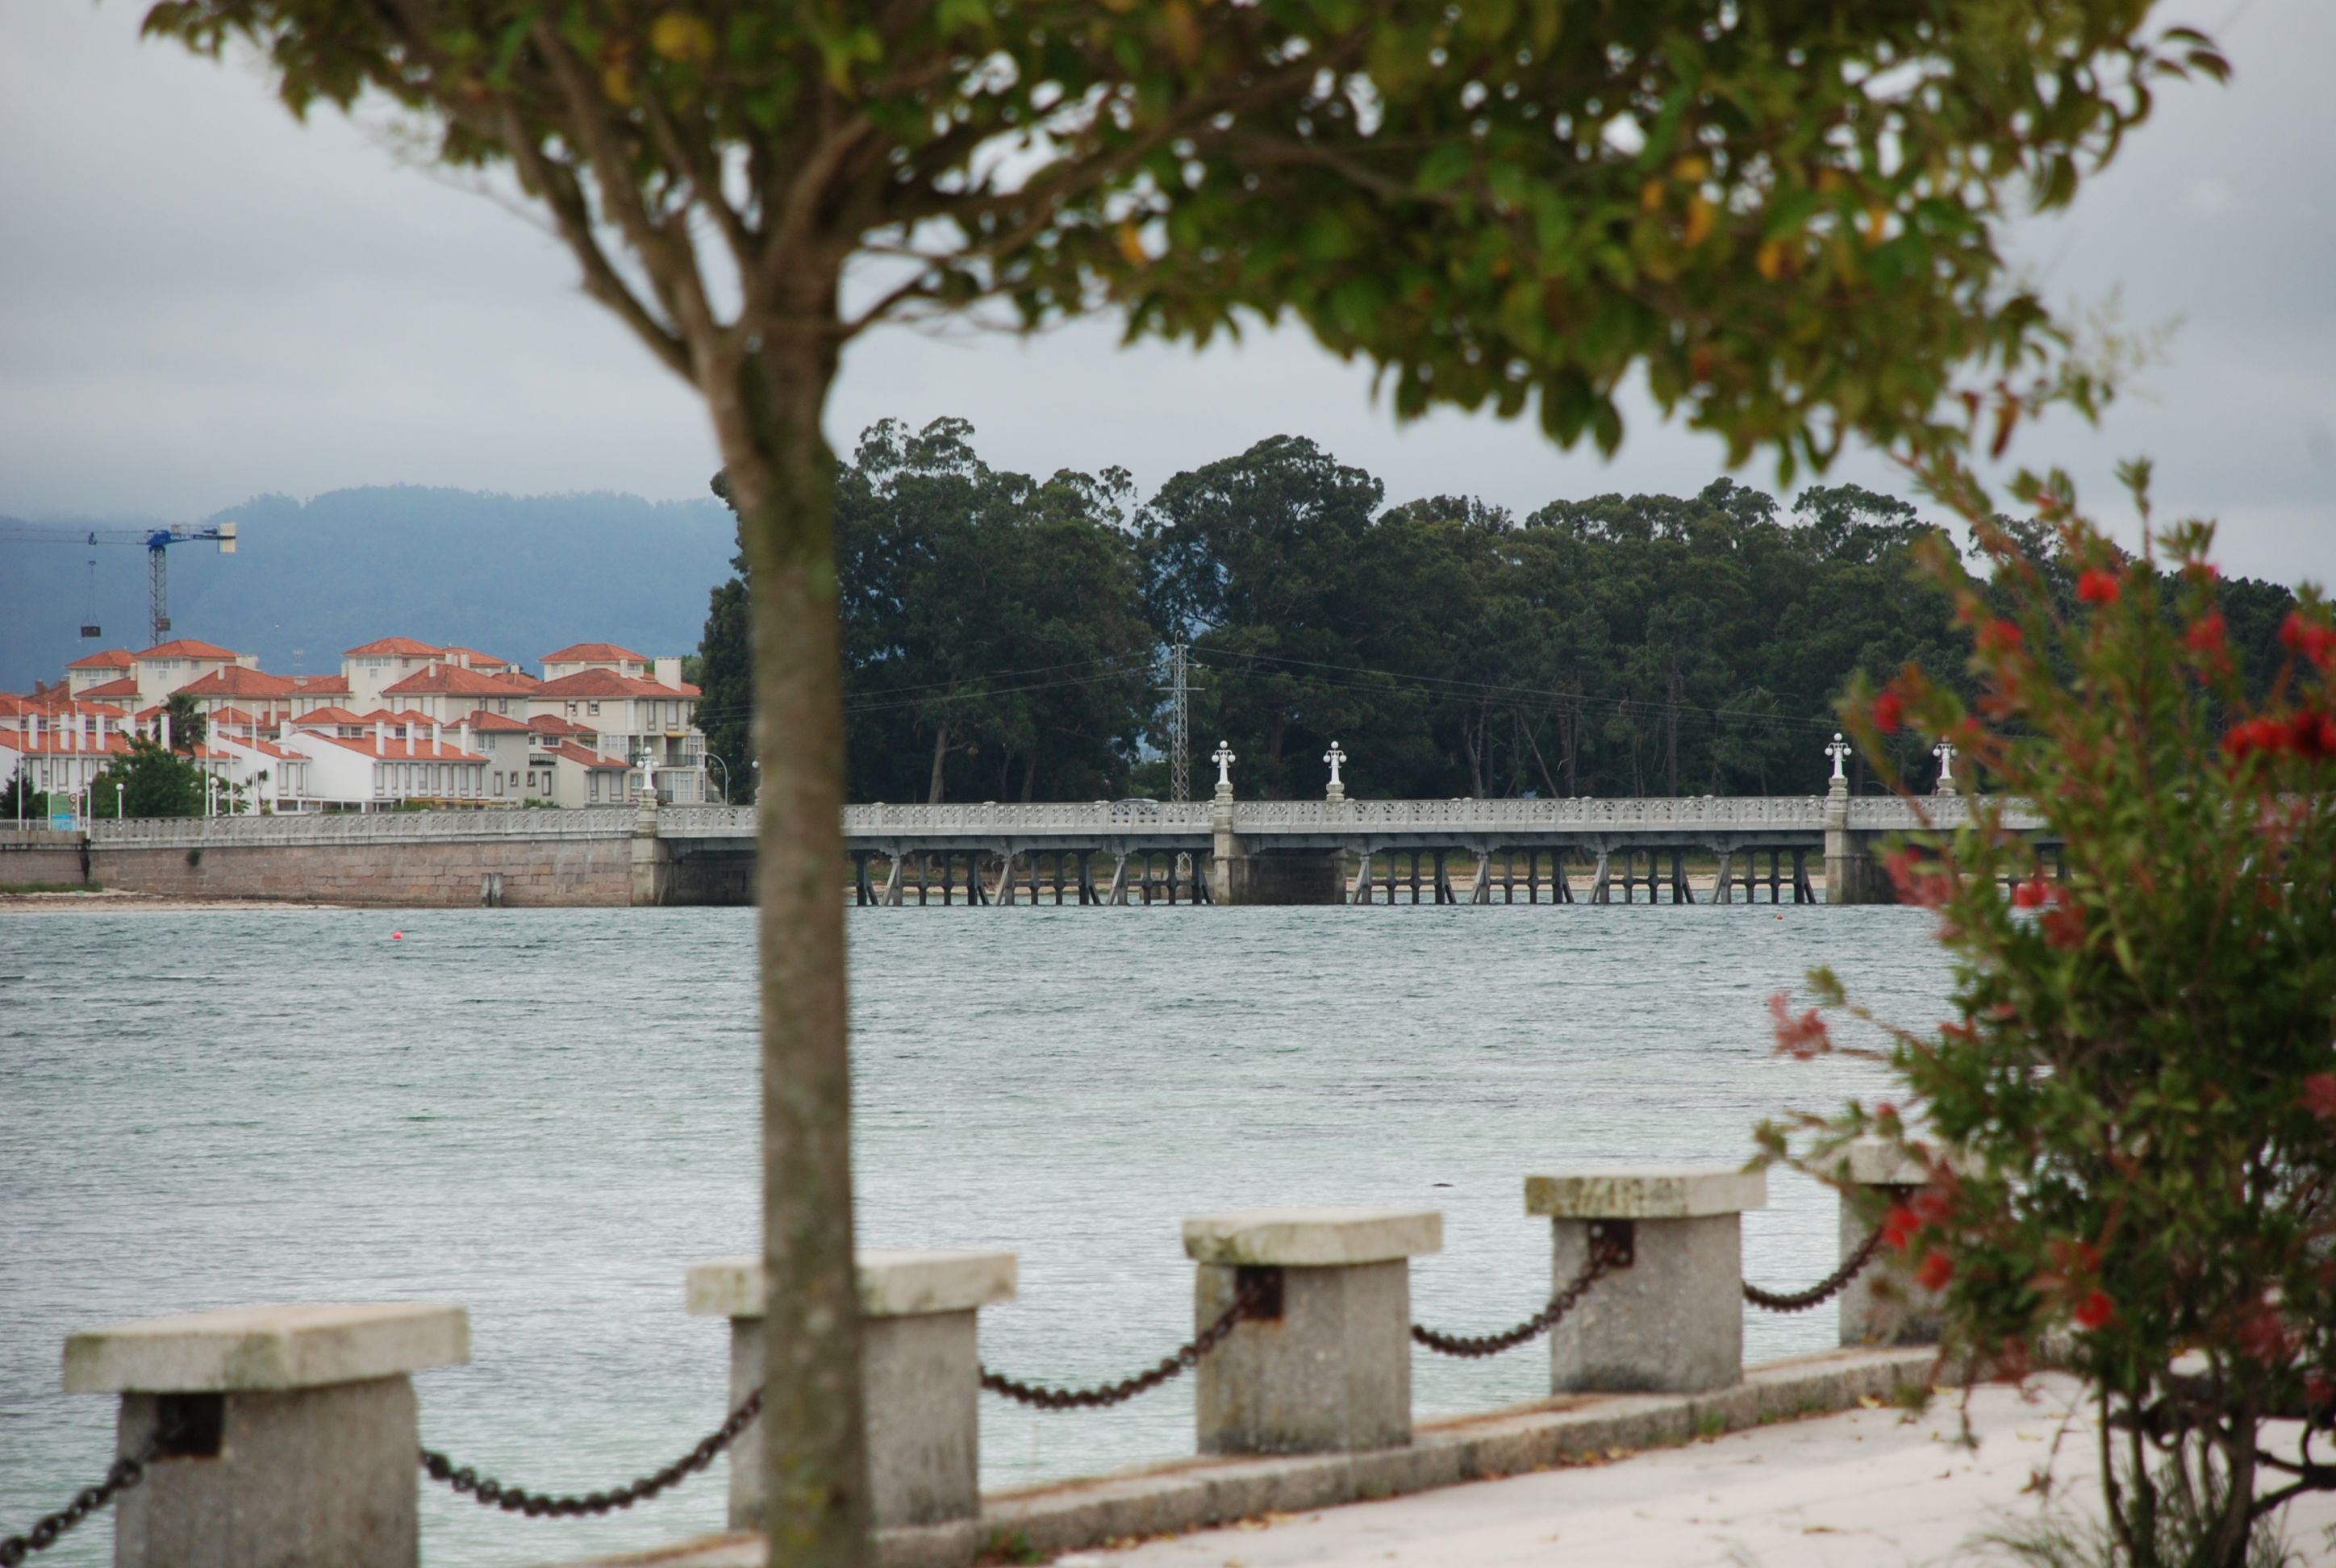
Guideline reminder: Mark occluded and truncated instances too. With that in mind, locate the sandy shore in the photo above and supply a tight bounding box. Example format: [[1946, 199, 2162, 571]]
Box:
[[0, 889, 345, 912]]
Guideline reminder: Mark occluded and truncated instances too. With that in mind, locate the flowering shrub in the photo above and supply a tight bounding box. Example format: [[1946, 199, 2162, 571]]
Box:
[[1759, 469, 2336, 1566]]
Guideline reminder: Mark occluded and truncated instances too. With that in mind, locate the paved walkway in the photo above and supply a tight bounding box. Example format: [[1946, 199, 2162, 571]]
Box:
[[1059, 1378, 2336, 1568]]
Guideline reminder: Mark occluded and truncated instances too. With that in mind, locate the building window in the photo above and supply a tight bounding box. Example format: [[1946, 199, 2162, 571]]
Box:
[[588, 702, 600, 716]]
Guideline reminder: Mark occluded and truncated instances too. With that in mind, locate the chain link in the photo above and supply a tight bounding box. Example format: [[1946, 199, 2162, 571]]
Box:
[[420, 1387, 761, 1517], [982, 1282, 1262, 1409], [1412, 1236, 1621, 1358], [1743, 1228, 1884, 1313], [1, 1440, 156, 1567]]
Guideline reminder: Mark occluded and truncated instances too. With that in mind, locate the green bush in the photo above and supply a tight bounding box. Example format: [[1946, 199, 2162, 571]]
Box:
[[90, 738, 205, 818], [1761, 469, 2336, 1566]]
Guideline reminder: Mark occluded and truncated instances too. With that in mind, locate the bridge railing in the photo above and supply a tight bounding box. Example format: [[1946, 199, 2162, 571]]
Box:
[[841, 801, 1216, 836], [89, 808, 637, 848]]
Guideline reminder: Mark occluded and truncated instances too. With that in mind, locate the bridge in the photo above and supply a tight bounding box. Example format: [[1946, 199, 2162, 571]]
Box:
[[657, 791, 2051, 907], [53, 790, 2047, 907]]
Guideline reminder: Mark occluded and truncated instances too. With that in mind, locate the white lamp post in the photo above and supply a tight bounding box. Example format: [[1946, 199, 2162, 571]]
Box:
[[1323, 740, 1348, 803], [1932, 739, 1958, 795]]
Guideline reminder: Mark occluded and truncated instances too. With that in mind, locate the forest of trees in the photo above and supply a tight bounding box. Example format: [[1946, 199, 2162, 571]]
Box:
[[700, 419, 2301, 805]]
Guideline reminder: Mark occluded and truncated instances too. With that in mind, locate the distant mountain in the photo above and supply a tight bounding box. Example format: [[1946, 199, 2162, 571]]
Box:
[[0, 486, 736, 689]]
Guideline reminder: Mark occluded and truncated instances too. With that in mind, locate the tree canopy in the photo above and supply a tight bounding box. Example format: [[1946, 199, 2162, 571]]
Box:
[[707, 423, 2301, 804]]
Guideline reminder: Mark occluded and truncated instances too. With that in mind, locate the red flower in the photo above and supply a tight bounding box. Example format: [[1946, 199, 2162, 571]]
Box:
[[2292, 711, 2336, 761], [1977, 619, 2024, 656], [2224, 716, 2289, 760], [1872, 689, 1905, 733], [2282, 612, 2336, 669], [1881, 1205, 1921, 1252], [2303, 1073, 2336, 1124], [1767, 992, 1833, 1060], [2075, 1290, 2115, 1330], [2076, 569, 2121, 605], [2041, 903, 2085, 949], [2012, 876, 2050, 909], [1885, 850, 1954, 909], [1915, 1250, 1954, 1291], [2186, 611, 2228, 654]]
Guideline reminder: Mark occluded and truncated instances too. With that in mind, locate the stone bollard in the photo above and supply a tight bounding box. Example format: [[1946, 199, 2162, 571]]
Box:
[[61, 1302, 468, 1568], [1526, 1168, 1765, 1395], [1836, 1138, 1956, 1347], [1183, 1207, 1441, 1455], [686, 1249, 1015, 1531]]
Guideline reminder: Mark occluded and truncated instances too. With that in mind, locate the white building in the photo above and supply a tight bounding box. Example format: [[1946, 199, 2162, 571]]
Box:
[[342, 637, 524, 712], [528, 665, 707, 803], [278, 711, 490, 810]]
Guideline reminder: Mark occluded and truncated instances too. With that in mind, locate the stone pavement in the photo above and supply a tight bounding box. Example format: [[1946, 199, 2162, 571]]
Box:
[[1055, 1378, 2336, 1568]]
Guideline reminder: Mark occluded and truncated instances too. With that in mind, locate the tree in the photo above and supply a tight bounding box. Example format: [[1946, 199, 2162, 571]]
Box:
[[698, 477, 757, 806], [2, 775, 63, 823], [142, 2, 2226, 1557], [162, 690, 207, 753], [90, 736, 205, 819], [1762, 468, 2336, 1566], [832, 419, 1151, 803]]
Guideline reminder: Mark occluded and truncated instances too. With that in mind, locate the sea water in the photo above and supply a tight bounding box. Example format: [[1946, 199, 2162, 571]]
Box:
[[0, 900, 1953, 1566]]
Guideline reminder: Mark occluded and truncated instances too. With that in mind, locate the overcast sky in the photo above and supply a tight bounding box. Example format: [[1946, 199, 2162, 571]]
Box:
[[2, 2, 2330, 588]]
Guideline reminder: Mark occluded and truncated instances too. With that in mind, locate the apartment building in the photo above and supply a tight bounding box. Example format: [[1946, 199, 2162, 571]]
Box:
[[13, 632, 703, 812]]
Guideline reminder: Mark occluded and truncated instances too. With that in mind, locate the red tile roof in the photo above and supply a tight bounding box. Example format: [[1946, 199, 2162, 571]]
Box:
[[460, 711, 536, 732], [290, 675, 352, 693], [67, 648, 136, 669], [436, 646, 511, 669], [136, 639, 241, 660], [528, 713, 594, 734], [541, 642, 649, 665], [179, 666, 298, 698], [301, 731, 486, 762], [382, 662, 528, 697], [532, 669, 694, 699], [547, 741, 632, 769], [77, 678, 143, 699], [343, 636, 444, 657]]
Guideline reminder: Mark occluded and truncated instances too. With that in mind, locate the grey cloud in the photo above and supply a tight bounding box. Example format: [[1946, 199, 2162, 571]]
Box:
[[2, 0, 2328, 595]]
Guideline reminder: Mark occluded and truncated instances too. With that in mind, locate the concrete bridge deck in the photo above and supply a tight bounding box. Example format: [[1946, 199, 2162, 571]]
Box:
[[23, 794, 2050, 907]]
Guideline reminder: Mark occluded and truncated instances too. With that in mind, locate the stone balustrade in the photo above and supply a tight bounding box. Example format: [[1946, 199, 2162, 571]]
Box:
[[43, 1157, 1960, 1566]]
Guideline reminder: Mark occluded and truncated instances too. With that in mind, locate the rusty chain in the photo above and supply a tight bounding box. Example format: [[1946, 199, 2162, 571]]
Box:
[[420, 1387, 761, 1517], [0, 1438, 156, 1566], [981, 1282, 1262, 1409], [1743, 1228, 1885, 1313], [1412, 1234, 1622, 1358]]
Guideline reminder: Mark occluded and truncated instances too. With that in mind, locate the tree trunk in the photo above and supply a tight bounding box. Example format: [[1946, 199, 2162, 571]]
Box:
[[927, 721, 950, 804], [712, 323, 871, 1566]]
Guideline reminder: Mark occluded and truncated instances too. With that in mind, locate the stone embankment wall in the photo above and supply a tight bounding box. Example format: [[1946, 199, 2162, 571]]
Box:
[[87, 813, 644, 908], [1, 829, 91, 887]]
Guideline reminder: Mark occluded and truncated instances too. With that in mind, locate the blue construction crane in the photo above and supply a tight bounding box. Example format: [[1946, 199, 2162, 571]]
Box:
[[0, 518, 237, 646], [137, 523, 237, 644]]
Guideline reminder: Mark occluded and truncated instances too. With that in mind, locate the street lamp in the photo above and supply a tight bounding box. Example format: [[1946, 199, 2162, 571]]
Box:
[[705, 752, 731, 805]]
